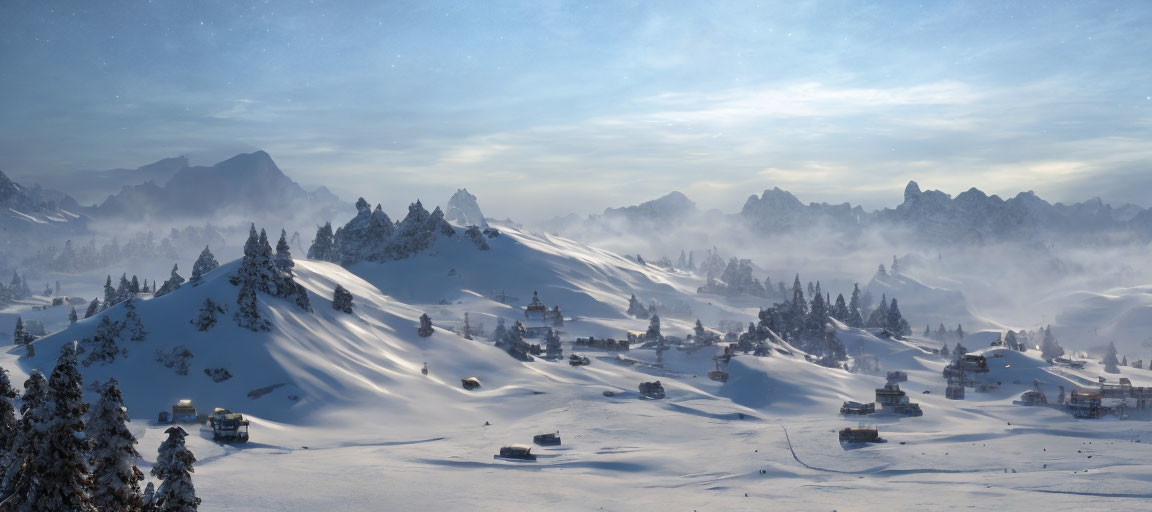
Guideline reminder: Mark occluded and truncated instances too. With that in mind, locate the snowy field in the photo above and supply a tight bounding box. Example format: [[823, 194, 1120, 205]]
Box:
[[4, 226, 1152, 511]]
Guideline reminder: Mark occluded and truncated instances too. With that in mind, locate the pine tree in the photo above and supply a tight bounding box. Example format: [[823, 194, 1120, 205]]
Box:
[[189, 246, 219, 285], [103, 275, 117, 309], [88, 379, 144, 512], [0, 371, 49, 501], [954, 342, 968, 358], [0, 369, 18, 456], [13, 316, 30, 346], [790, 275, 807, 336], [805, 291, 828, 340], [1039, 326, 1064, 361], [646, 314, 662, 341], [124, 297, 147, 342], [233, 281, 269, 332], [491, 318, 509, 346], [84, 298, 100, 319], [155, 264, 185, 297], [866, 294, 888, 329], [332, 285, 353, 314], [886, 298, 907, 335], [82, 315, 126, 367], [307, 222, 337, 262], [418, 314, 434, 337], [847, 284, 864, 328], [833, 294, 849, 322], [955, 323, 965, 341], [463, 313, 474, 340], [274, 229, 294, 272], [693, 319, 706, 340], [924, 324, 932, 337], [192, 298, 225, 331], [1103, 341, 1120, 374], [130, 275, 140, 295], [152, 427, 200, 512], [24, 343, 97, 512], [68, 307, 78, 326], [940, 343, 950, 357], [545, 328, 562, 359], [142, 482, 155, 510]]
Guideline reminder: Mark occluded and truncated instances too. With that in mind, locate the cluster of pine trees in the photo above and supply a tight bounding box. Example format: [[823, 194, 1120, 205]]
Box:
[[22, 226, 226, 274], [308, 198, 468, 266], [0, 272, 33, 306], [231, 226, 311, 332], [0, 345, 200, 510]]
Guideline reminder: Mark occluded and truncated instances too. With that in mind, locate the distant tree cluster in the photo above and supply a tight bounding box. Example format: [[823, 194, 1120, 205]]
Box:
[[308, 198, 471, 266], [231, 225, 311, 331]]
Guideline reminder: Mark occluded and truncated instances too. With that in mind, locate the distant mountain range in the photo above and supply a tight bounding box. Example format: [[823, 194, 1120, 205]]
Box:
[[546, 181, 1152, 245], [91, 150, 342, 222], [0, 168, 87, 236], [14, 156, 190, 205]]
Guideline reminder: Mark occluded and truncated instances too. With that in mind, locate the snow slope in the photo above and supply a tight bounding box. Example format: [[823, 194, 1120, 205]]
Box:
[[3, 226, 1152, 511]]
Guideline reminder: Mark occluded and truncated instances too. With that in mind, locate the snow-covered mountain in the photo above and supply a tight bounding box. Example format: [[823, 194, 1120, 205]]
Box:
[[0, 168, 87, 236], [15, 156, 190, 205], [11, 219, 1152, 510], [444, 188, 488, 228], [93, 151, 343, 223]]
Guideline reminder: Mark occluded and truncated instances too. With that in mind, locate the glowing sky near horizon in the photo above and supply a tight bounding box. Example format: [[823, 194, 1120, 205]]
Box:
[[2, 0, 1151, 218]]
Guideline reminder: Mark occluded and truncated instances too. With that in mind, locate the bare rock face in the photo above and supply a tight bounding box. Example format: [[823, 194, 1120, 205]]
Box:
[[445, 188, 488, 228]]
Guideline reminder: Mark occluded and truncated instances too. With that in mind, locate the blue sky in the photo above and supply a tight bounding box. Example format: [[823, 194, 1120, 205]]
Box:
[[2, 0, 1151, 218]]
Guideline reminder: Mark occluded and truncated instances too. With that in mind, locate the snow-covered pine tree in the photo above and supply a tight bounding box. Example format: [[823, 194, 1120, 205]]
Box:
[[545, 328, 562, 360], [833, 294, 849, 322], [886, 298, 909, 335], [13, 317, 29, 346], [463, 313, 473, 340], [103, 275, 117, 309], [24, 343, 96, 512], [189, 246, 219, 285], [332, 285, 353, 314], [491, 318, 509, 347], [84, 298, 100, 319], [68, 306, 78, 326], [940, 343, 950, 357], [954, 341, 968, 358], [152, 426, 201, 512], [0, 369, 17, 456], [155, 264, 186, 297], [924, 324, 932, 337], [82, 315, 126, 367], [87, 378, 144, 512], [418, 314, 434, 337], [804, 291, 828, 342], [0, 371, 49, 501], [307, 222, 337, 262], [130, 275, 140, 295], [955, 324, 965, 341], [274, 229, 294, 272], [1103, 341, 1120, 374], [124, 297, 147, 342], [847, 284, 864, 328], [233, 281, 269, 332], [623, 294, 646, 319], [693, 319, 705, 340], [866, 294, 888, 329], [646, 314, 662, 341], [192, 298, 225, 331]]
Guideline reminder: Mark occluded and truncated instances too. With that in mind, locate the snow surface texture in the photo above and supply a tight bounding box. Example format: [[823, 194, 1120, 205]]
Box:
[[5, 225, 1152, 511]]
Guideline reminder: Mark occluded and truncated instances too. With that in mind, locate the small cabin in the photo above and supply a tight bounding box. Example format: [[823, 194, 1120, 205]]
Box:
[[533, 432, 561, 446], [496, 445, 536, 460], [568, 354, 591, 366], [839, 427, 881, 443], [840, 401, 876, 416], [1019, 389, 1047, 405]]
